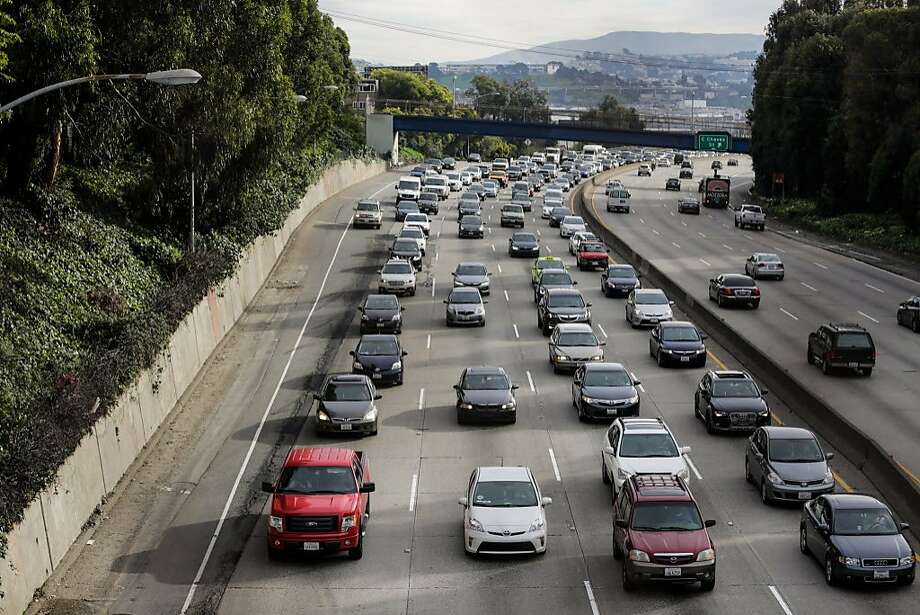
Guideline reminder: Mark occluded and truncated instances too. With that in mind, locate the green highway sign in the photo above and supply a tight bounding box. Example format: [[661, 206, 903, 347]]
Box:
[[695, 131, 732, 152]]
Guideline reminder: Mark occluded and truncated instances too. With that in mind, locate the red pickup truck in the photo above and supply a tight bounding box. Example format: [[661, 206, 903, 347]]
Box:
[[576, 241, 610, 271], [263, 447, 375, 560]]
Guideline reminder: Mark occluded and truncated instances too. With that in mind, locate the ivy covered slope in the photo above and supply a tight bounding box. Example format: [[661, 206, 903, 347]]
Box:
[[0, 0, 372, 556]]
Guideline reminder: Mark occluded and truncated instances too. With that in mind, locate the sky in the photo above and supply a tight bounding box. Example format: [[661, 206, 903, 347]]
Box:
[[319, 0, 780, 64]]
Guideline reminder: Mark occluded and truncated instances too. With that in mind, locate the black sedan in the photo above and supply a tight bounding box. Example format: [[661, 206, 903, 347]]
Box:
[[358, 294, 404, 334], [549, 206, 572, 227], [508, 232, 540, 257], [454, 366, 518, 425], [534, 270, 577, 303], [665, 178, 681, 191], [458, 198, 481, 219], [350, 334, 407, 386], [314, 374, 381, 436], [396, 201, 420, 221], [571, 362, 640, 421], [801, 494, 915, 586], [745, 426, 835, 504], [897, 296, 920, 333], [649, 321, 707, 367], [458, 215, 485, 238], [601, 264, 640, 298], [709, 274, 760, 309], [694, 370, 769, 433], [678, 198, 700, 215], [390, 238, 423, 271]]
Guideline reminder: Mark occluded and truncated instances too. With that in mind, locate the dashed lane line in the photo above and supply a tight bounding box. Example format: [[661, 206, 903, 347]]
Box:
[[548, 448, 561, 481], [780, 308, 799, 321], [858, 310, 879, 324], [768, 586, 795, 615]]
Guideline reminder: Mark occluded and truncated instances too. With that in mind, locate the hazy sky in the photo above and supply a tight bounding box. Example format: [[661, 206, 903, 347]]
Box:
[[319, 0, 779, 64]]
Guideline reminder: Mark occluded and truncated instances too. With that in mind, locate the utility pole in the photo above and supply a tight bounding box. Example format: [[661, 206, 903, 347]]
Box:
[[189, 130, 196, 253]]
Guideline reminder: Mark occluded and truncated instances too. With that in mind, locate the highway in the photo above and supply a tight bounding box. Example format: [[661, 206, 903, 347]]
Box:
[[35, 165, 917, 615]]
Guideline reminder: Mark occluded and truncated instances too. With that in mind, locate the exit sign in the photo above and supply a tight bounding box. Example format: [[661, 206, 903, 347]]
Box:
[[696, 131, 732, 152]]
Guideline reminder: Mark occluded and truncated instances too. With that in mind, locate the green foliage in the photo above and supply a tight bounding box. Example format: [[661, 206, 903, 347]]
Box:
[[579, 96, 645, 130], [400, 146, 424, 163], [0, 0, 19, 83], [465, 75, 550, 123], [372, 68, 451, 105]]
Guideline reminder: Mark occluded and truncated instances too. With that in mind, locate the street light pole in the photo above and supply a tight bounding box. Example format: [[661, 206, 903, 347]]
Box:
[[189, 130, 196, 252]]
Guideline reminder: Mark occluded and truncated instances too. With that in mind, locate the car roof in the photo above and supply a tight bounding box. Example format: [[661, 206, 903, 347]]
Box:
[[477, 466, 532, 482], [358, 199, 379, 206], [466, 366, 506, 376], [512, 232, 536, 239], [546, 287, 581, 296], [634, 288, 665, 296], [620, 417, 671, 434], [710, 370, 751, 380], [721, 273, 755, 283], [286, 447, 356, 468], [825, 493, 885, 510], [824, 322, 870, 333], [762, 426, 816, 440], [555, 323, 593, 333], [456, 261, 487, 268], [585, 361, 626, 372], [358, 334, 399, 343], [536, 256, 563, 263], [383, 258, 413, 267], [326, 373, 370, 384]]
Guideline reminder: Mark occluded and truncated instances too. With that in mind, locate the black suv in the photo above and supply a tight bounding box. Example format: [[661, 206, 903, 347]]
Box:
[[665, 178, 681, 191], [807, 323, 875, 376], [694, 370, 770, 433], [537, 288, 591, 335], [358, 294, 404, 334]]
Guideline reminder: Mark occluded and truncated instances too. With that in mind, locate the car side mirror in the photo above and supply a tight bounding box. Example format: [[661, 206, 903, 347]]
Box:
[[541, 496, 553, 507], [401, 306, 406, 312], [261, 481, 274, 493], [360, 482, 376, 493], [604, 446, 616, 455], [374, 394, 382, 400], [572, 280, 578, 285], [483, 300, 489, 304], [700, 334, 709, 340], [615, 518, 628, 529], [349, 350, 355, 357], [636, 273, 642, 278], [451, 272, 456, 276], [402, 351, 409, 357], [704, 519, 717, 528], [443, 300, 449, 304], [679, 446, 692, 455], [587, 302, 593, 307], [669, 300, 675, 306], [761, 389, 769, 396], [599, 341, 607, 346], [817, 522, 829, 532], [511, 384, 520, 390], [488, 272, 493, 276], [825, 452, 835, 461], [313, 393, 321, 400], [900, 522, 910, 531], [458, 497, 469, 507], [453, 384, 459, 390]]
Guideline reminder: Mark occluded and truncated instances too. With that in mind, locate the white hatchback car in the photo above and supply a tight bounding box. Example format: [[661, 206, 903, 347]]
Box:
[[601, 417, 691, 496], [459, 466, 552, 556], [559, 215, 587, 238], [403, 212, 431, 236]]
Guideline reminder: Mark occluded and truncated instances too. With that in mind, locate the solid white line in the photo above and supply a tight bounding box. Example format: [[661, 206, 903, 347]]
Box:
[[672, 242, 681, 249], [426, 334, 431, 350], [179, 215, 357, 614], [864, 283, 885, 294], [722, 243, 734, 251], [513, 324, 520, 339], [698, 232, 707, 238], [652, 229, 661, 236], [504, 289, 510, 302], [548, 448, 561, 481], [418, 388, 425, 410], [597, 323, 607, 338], [768, 585, 795, 615], [814, 262, 829, 270], [497, 263, 502, 273], [699, 258, 712, 267], [685, 455, 704, 480], [780, 308, 799, 321], [583, 580, 601, 615], [858, 310, 880, 324], [431, 277, 436, 298], [409, 474, 418, 512], [527, 370, 536, 392], [800, 282, 818, 292]]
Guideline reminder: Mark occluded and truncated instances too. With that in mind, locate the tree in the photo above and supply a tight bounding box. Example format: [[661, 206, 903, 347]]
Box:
[[372, 68, 451, 107], [579, 96, 644, 130], [0, 0, 18, 84]]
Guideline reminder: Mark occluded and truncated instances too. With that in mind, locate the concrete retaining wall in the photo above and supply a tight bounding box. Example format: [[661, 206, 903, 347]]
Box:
[[0, 158, 387, 614]]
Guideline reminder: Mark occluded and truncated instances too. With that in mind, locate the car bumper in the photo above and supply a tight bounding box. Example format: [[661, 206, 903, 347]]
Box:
[[545, 315, 590, 328], [501, 217, 525, 227], [378, 283, 415, 295], [633, 315, 672, 326], [458, 405, 516, 423], [360, 319, 401, 332], [753, 268, 784, 278], [551, 356, 604, 370], [267, 527, 361, 554], [678, 206, 700, 214], [465, 529, 546, 555], [354, 216, 381, 226], [762, 481, 834, 502], [578, 258, 608, 269], [459, 229, 485, 238], [709, 412, 770, 431], [717, 295, 759, 305], [626, 560, 715, 585], [454, 282, 490, 295], [509, 247, 539, 257], [658, 350, 706, 365], [606, 284, 637, 297], [447, 313, 485, 326], [582, 399, 640, 419], [353, 366, 403, 384], [836, 564, 915, 585], [316, 418, 377, 435], [607, 204, 630, 212]]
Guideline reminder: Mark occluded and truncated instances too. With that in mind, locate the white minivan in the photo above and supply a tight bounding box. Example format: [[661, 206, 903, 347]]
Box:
[[396, 176, 422, 204]]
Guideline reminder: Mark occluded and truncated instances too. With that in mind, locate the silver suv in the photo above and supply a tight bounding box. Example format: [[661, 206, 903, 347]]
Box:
[[378, 259, 417, 296]]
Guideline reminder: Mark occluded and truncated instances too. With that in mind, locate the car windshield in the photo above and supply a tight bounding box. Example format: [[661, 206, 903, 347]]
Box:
[[356, 202, 377, 211], [472, 481, 537, 507], [405, 214, 427, 223], [548, 294, 585, 308], [636, 292, 669, 305], [769, 438, 824, 463], [620, 434, 680, 458], [661, 326, 700, 342], [540, 272, 572, 285], [837, 333, 873, 348], [513, 233, 536, 242], [833, 508, 899, 536], [557, 332, 598, 346], [462, 216, 483, 225], [609, 266, 636, 278], [581, 243, 605, 252], [712, 380, 759, 398], [449, 290, 480, 304], [398, 203, 418, 212], [463, 372, 510, 390], [584, 369, 632, 387], [324, 381, 371, 401], [457, 265, 487, 276], [365, 296, 397, 309], [631, 502, 703, 531], [276, 466, 356, 495], [399, 180, 419, 190], [358, 339, 399, 356], [536, 260, 563, 271], [383, 262, 412, 275], [723, 276, 754, 287], [393, 241, 419, 253]]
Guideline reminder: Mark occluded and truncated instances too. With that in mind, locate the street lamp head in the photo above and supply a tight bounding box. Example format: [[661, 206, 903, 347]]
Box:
[[292, 94, 308, 103], [145, 68, 203, 86], [322, 85, 339, 92]]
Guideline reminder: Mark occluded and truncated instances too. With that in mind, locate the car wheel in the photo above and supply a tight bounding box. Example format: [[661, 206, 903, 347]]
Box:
[[622, 562, 636, 592], [409, 288, 416, 297], [542, 325, 550, 337], [656, 350, 665, 367], [751, 300, 760, 310], [480, 319, 486, 327], [601, 456, 610, 484], [744, 457, 752, 483], [913, 318, 920, 333], [800, 525, 809, 555], [717, 294, 724, 307], [761, 480, 772, 505], [705, 409, 715, 434], [613, 535, 623, 560], [700, 577, 715, 592], [734, 219, 739, 227], [348, 534, 364, 560], [821, 358, 831, 376], [862, 367, 872, 377], [378, 287, 385, 294], [267, 544, 283, 561], [369, 421, 378, 437], [778, 275, 784, 281], [807, 348, 815, 365], [456, 408, 464, 425], [825, 556, 838, 586]]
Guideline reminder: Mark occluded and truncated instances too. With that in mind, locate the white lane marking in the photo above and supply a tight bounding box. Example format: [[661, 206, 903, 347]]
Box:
[[491, 244, 495, 252], [768, 585, 794, 615], [513, 324, 520, 339], [597, 323, 607, 338], [488, 227, 492, 234], [435, 251, 439, 261], [858, 310, 880, 324], [780, 308, 799, 321], [630, 371, 645, 393], [497, 263, 502, 273], [180, 214, 357, 614], [426, 334, 431, 350], [670, 211, 675, 217], [864, 283, 885, 294], [431, 277, 436, 298], [772, 246, 787, 254], [652, 229, 661, 236], [418, 388, 425, 410], [800, 282, 818, 292], [814, 262, 829, 270], [527, 370, 536, 392], [685, 455, 704, 480], [548, 448, 562, 481], [672, 242, 681, 249], [639, 218, 646, 224], [504, 289, 510, 302], [436, 230, 441, 239], [546, 245, 552, 253], [681, 221, 688, 227], [698, 232, 707, 238], [409, 474, 418, 511], [583, 580, 601, 615], [722, 243, 734, 251], [536, 229, 541, 236], [699, 258, 712, 267]]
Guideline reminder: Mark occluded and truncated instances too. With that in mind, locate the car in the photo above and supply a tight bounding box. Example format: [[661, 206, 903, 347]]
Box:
[[397, 226, 427, 255], [554, 178, 571, 192], [350, 334, 407, 386], [537, 288, 591, 335], [745, 253, 785, 280], [396, 199, 421, 221], [534, 269, 577, 303], [403, 212, 431, 236], [727, 158, 738, 166], [377, 259, 416, 296], [681, 160, 693, 169], [417, 192, 440, 216], [574, 363, 642, 421], [544, 188, 564, 203], [508, 231, 540, 257], [500, 204, 525, 228], [665, 178, 681, 191], [459, 171, 474, 186], [541, 199, 562, 219], [711, 160, 723, 170], [512, 180, 532, 197], [613, 474, 717, 591], [424, 174, 450, 200], [390, 238, 423, 271], [602, 418, 691, 494], [658, 158, 672, 168], [679, 168, 693, 179], [559, 215, 587, 238], [477, 163, 492, 179], [801, 493, 915, 586], [354, 199, 382, 229], [454, 367, 518, 424], [548, 323, 605, 372], [601, 264, 641, 298], [395, 176, 421, 204], [649, 321, 707, 367], [463, 165, 482, 181], [458, 195, 481, 219], [444, 287, 487, 327], [734, 204, 765, 230], [549, 207, 572, 228], [459, 466, 551, 554], [605, 179, 624, 195], [452, 262, 491, 295], [469, 182, 487, 200], [897, 296, 920, 332], [677, 197, 700, 215], [468, 152, 482, 163], [507, 166, 524, 182], [530, 256, 566, 285], [445, 171, 463, 191], [746, 426, 835, 505], [313, 374, 381, 436], [490, 171, 508, 188], [576, 241, 609, 271], [442, 157, 456, 170], [625, 289, 674, 327], [807, 323, 876, 376], [510, 194, 533, 213], [482, 179, 499, 198], [262, 447, 374, 560], [569, 231, 598, 255], [694, 370, 770, 433], [708, 274, 761, 309], [529, 174, 544, 192], [358, 294, 404, 334], [637, 164, 652, 177], [458, 214, 485, 239], [424, 158, 444, 173]]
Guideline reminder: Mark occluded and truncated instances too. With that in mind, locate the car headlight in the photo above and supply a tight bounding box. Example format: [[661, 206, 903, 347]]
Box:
[[634, 310, 644, 317], [617, 467, 631, 480], [591, 354, 604, 361], [628, 549, 650, 562], [767, 471, 784, 485], [758, 409, 769, 416], [361, 314, 369, 321], [353, 361, 363, 370], [623, 395, 639, 405], [677, 467, 690, 480], [659, 347, 672, 354], [391, 361, 402, 370], [475, 306, 485, 315], [582, 395, 599, 405], [511, 245, 519, 250], [316, 409, 330, 422], [838, 555, 860, 567], [556, 354, 570, 361], [529, 518, 545, 532], [391, 314, 401, 321], [459, 402, 473, 410], [342, 515, 356, 531], [899, 555, 915, 566], [696, 548, 716, 562], [269, 515, 283, 531], [468, 518, 483, 531], [363, 407, 378, 421], [824, 468, 835, 483], [501, 402, 515, 409]]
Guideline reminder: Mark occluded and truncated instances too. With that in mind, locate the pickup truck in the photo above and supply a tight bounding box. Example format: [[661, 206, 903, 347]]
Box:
[[734, 204, 765, 230], [576, 241, 610, 271], [263, 447, 375, 560]]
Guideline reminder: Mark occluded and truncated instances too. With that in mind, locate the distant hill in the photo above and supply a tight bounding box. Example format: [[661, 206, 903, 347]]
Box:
[[459, 31, 764, 64]]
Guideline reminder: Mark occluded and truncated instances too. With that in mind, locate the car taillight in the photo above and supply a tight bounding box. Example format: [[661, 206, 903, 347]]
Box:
[[752, 288, 761, 296], [827, 351, 839, 361], [722, 288, 733, 295]]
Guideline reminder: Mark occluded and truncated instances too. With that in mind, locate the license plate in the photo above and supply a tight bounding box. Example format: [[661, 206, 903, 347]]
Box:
[[606, 408, 617, 415], [376, 322, 385, 327], [798, 492, 812, 500], [340, 423, 352, 431], [874, 570, 890, 580], [737, 290, 750, 296], [372, 373, 382, 380], [649, 318, 658, 324], [680, 356, 690, 362], [303, 542, 320, 551], [848, 362, 858, 368], [665, 567, 681, 577]]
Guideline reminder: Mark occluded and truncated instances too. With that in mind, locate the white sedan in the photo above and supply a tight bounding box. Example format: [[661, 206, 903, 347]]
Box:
[[559, 215, 587, 238], [601, 417, 691, 496]]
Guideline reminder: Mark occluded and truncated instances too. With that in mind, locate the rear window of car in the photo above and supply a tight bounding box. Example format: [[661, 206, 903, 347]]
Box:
[[836, 332, 873, 348], [581, 243, 605, 252], [723, 275, 755, 287]]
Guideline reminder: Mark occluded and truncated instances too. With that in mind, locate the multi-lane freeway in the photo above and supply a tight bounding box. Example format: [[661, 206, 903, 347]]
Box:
[[36, 161, 917, 615]]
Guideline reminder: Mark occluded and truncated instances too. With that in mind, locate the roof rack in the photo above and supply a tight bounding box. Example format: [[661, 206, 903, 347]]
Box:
[[631, 474, 685, 490]]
